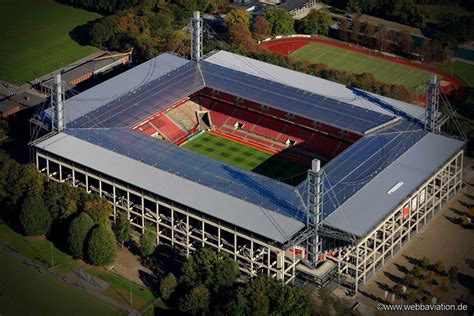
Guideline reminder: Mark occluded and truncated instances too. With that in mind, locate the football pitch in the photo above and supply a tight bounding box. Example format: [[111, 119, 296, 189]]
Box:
[[181, 133, 308, 185], [0, 252, 121, 315], [291, 43, 433, 91], [0, 0, 101, 84]]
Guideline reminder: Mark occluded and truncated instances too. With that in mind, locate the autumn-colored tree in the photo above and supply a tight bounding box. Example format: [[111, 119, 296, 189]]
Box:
[[83, 199, 113, 222], [364, 22, 375, 48], [117, 12, 140, 34], [252, 16, 271, 41], [397, 29, 413, 54], [421, 256, 431, 270], [339, 19, 349, 42], [225, 8, 250, 28], [228, 23, 257, 51], [350, 15, 361, 44], [434, 260, 445, 274]]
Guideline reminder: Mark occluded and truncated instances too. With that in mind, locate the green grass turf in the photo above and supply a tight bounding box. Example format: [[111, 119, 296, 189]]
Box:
[[181, 133, 308, 185], [0, 221, 80, 272], [291, 42, 434, 91], [0, 222, 155, 310], [0, 252, 122, 315], [0, 0, 101, 84], [88, 269, 155, 310], [437, 60, 474, 88]]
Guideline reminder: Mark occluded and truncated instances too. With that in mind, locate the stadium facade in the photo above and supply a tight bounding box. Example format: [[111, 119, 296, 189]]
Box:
[[32, 38, 464, 292]]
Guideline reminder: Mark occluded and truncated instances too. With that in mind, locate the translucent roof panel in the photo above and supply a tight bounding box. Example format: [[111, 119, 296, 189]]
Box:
[[45, 53, 191, 125], [297, 121, 427, 221], [36, 131, 305, 243], [322, 132, 464, 237], [204, 51, 426, 125], [65, 128, 308, 224], [201, 61, 397, 134], [69, 62, 204, 128]]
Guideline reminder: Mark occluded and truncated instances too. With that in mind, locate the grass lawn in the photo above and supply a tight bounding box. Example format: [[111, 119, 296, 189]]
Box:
[[421, 5, 474, 24], [291, 42, 434, 92], [0, 221, 155, 311], [88, 268, 155, 311], [0, 222, 80, 272], [0, 0, 101, 84], [437, 60, 474, 88], [0, 252, 121, 315], [181, 132, 308, 184]]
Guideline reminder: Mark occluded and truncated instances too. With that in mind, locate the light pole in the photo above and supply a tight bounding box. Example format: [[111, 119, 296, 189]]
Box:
[[130, 280, 133, 308], [50, 241, 54, 268]]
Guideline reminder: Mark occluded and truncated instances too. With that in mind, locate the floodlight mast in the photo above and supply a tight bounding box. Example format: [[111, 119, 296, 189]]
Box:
[[52, 73, 65, 133], [307, 159, 323, 266], [425, 73, 440, 133], [191, 11, 203, 62]]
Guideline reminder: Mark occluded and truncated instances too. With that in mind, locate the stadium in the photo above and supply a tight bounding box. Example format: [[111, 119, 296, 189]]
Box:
[[31, 13, 464, 293]]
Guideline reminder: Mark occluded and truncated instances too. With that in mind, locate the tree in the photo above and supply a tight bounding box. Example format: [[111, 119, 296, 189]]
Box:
[[397, 29, 413, 55], [180, 247, 239, 293], [264, 7, 295, 35], [67, 212, 95, 259], [403, 274, 415, 287], [0, 152, 19, 209], [350, 15, 361, 44], [417, 279, 427, 293], [19, 195, 51, 236], [160, 273, 177, 301], [339, 19, 349, 42], [228, 23, 258, 52], [393, 284, 404, 297], [114, 212, 131, 248], [83, 199, 113, 222], [9, 164, 46, 210], [225, 8, 250, 28], [252, 16, 271, 41], [236, 275, 311, 315], [0, 120, 9, 141], [421, 256, 430, 270], [86, 223, 117, 266], [226, 287, 252, 315], [346, 0, 361, 15], [45, 181, 80, 221], [363, 22, 375, 48], [180, 285, 210, 315], [434, 260, 445, 274], [90, 17, 120, 47], [299, 9, 332, 35], [448, 266, 458, 281], [411, 266, 421, 278], [140, 226, 156, 257]]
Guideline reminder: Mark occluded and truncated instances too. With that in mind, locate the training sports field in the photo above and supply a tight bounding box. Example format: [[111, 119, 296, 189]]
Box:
[[181, 132, 308, 184], [0, 252, 121, 315], [0, 0, 101, 84], [291, 42, 433, 91]]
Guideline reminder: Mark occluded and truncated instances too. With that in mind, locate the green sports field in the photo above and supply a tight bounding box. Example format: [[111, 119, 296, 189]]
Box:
[[181, 133, 308, 185], [0, 0, 101, 84], [291, 42, 433, 91], [0, 252, 121, 315]]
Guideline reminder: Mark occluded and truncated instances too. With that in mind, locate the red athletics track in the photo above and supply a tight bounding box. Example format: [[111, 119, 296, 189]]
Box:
[[260, 37, 465, 96]]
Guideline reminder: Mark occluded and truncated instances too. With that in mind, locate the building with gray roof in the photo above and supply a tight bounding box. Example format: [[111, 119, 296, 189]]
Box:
[[32, 48, 464, 292]]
